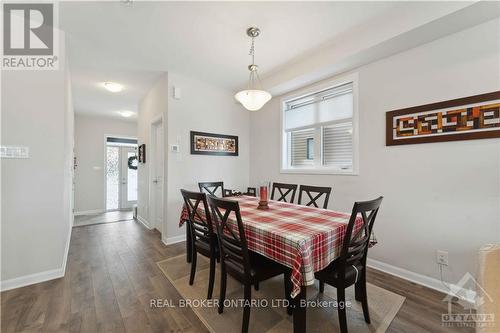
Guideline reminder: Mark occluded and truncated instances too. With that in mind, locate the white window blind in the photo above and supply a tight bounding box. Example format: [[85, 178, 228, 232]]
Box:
[[284, 83, 353, 131], [323, 122, 353, 169], [290, 128, 314, 166]]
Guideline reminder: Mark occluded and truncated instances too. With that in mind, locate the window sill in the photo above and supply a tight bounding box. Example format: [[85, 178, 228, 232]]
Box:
[[280, 168, 359, 176]]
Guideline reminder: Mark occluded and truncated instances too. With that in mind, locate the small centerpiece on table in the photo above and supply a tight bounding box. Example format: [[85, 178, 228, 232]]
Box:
[[258, 181, 270, 210]]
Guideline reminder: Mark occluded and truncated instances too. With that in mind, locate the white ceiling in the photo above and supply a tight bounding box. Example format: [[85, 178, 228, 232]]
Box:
[[70, 69, 163, 120], [60, 1, 478, 119]]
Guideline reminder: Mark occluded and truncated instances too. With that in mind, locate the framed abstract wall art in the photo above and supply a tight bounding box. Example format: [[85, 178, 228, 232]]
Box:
[[190, 131, 239, 156], [386, 91, 500, 146]]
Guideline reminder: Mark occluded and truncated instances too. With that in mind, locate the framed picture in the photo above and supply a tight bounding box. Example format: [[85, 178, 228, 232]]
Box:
[[190, 131, 238, 156], [138, 144, 146, 163], [386, 91, 500, 146]]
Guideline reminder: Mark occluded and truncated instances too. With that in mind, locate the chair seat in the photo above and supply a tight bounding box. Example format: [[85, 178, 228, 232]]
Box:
[[314, 259, 364, 287], [224, 252, 285, 284], [249, 252, 286, 282]]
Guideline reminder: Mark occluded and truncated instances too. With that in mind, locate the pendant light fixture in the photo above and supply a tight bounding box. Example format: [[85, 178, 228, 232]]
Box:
[[234, 27, 272, 111]]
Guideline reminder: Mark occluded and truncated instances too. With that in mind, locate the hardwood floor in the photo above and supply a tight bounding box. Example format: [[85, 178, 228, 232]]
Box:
[[1, 219, 473, 333], [367, 268, 474, 333], [73, 210, 134, 227]]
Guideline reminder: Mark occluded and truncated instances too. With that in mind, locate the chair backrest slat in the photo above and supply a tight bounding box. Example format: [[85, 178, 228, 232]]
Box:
[[192, 223, 210, 240], [271, 182, 298, 203], [222, 239, 244, 258], [207, 195, 252, 278], [339, 196, 383, 273], [298, 185, 332, 209], [198, 181, 224, 197]]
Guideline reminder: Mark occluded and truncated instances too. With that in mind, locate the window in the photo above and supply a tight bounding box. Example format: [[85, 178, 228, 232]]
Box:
[[281, 79, 357, 174], [290, 129, 314, 166], [306, 138, 314, 160]]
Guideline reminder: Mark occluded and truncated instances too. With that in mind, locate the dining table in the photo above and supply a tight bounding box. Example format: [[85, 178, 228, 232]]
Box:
[[179, 195, 364, 333]]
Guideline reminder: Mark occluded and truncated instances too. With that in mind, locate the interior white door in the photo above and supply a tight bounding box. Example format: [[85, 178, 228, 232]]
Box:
[[120, 146, 138, 209], [152, 124, 164, 230]]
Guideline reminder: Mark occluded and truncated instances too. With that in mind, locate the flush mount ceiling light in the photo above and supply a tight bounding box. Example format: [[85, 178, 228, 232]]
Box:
[[103, 82, 124, 93], [234, 27, 272, 111], [117, 110, 135, 118]]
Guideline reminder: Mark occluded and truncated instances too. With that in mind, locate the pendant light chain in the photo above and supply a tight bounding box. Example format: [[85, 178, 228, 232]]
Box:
[[249, 36, 255, 66], [247, 35, 262, 90]]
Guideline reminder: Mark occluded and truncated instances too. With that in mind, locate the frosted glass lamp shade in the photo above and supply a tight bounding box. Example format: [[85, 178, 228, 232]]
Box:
[[235, 89, 272, 111]]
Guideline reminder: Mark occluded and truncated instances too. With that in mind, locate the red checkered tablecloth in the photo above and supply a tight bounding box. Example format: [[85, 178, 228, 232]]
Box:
[[179, 195, 364, 298]]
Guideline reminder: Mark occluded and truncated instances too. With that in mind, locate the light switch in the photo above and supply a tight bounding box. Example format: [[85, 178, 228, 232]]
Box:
[[173, 87, 181, 100], [1, 146, 29, 159]]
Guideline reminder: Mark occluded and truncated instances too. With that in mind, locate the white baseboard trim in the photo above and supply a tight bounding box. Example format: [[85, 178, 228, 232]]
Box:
[[74, 209, 105, 216], [1, 267, 64, 292], [367, 258, 476, 304], [162, 234, 186, 246], [136, 215, 153, 230]]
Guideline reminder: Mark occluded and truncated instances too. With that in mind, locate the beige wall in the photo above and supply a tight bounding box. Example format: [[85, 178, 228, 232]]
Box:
[[74, 114, 137, 213], [250, 19, 500, 288]]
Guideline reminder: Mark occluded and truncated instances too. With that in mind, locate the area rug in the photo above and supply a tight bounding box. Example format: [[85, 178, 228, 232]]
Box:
[[157, 255, 405, 333]]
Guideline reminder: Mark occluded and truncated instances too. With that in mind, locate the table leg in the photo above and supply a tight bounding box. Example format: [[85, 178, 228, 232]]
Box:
[[185, 222, 192, 263], [293, 286, 306, 333]]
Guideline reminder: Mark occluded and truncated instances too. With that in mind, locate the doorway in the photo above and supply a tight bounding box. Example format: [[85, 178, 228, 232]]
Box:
[[105, 137, 138, 211], [150, 117, 164, 232]]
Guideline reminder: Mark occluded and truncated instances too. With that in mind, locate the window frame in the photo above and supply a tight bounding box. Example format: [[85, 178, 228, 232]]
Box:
[[280, 73, 359, 175]]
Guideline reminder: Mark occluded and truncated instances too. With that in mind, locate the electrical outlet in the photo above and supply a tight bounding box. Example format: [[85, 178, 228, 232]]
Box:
[[436, 250, 449, 266]]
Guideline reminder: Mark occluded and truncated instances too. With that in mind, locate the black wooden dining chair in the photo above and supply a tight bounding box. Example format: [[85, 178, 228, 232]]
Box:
[[244, 187, 257, 197], [207, 195, 291, 333], [198, 181, 227, 197], [271, 182, 298, 203], [180, 189, 218, 299], [314, 196, 383, 333], [298, 185, 332, 209]]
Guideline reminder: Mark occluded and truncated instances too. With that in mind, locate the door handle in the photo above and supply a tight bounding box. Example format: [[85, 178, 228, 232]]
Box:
[[153, 179, 158, 184]]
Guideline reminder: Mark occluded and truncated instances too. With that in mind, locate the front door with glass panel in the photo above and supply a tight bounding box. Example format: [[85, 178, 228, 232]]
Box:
[[120, 147, 138, 209], [106, 144, 138, 210]]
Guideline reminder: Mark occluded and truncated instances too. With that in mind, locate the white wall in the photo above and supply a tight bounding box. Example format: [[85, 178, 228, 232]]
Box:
[[137, 72, 250, 243], [137, 73, 168, 227], [165, 73, 250, 242], [250, 19, 500, 287], [1, 53, 74, 289], [74, 114, 137, 213]]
